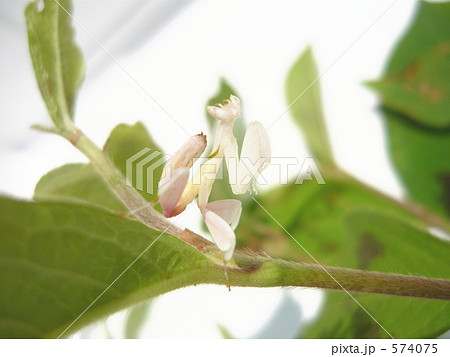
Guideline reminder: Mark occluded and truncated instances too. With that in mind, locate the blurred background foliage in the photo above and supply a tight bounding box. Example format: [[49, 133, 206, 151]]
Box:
[[233, 1, 450, 338]]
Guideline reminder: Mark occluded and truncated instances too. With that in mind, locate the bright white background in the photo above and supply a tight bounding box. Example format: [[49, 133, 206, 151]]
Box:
[[0, 0, 422, 338]]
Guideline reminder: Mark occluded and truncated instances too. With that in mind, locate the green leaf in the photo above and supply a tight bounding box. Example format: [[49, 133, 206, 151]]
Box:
[[34, 122, 163, 210], [34, 163, 125, 211], [345, 210, 450, 279], [0, 196, 213, 338], [286, 47, 335, 167], [303, 210, 450, 338], [367, 43, 450, 129], [367, 1, 450, 217], [236, 176, 415, 266], [103, 122, 164, 202], [124, 300, 152, 339], [205, 79, 248, 202], [303, 289, 449, 339], [385, 2, 450, 74], [25, 0, 85, 128], [385, 109, 450, 218], [236, 176, 450, 338]]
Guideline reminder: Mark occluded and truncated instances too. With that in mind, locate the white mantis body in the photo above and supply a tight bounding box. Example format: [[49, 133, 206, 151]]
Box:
[[158, 95, 271, 260]]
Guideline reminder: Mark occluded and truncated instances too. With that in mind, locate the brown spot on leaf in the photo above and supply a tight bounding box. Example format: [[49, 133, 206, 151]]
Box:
[[351, 308, 382, 338], [418, 82, 444, 103], [404, 62, 419, 81], [357, 234, 384, 270], [419, 82, 430, 94], [428, 88, 444, 103], [435, 40, 450, 56]]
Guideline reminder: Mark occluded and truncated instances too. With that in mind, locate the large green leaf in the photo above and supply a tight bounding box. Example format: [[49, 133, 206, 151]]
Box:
[[367, 43, 450, 129], [302, 210, 450, 338], [368, 1, 450, 217], [34, 122, 163, 210], [0, 196, 213, 338], [25, 0, 85, 128], [286, 47, 335, 167]]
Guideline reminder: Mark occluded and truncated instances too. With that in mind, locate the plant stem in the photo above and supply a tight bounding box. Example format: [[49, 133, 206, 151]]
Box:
[[61, 127, 183, 237], [224, 257, 450, 300], [179, 230, 450, 300]]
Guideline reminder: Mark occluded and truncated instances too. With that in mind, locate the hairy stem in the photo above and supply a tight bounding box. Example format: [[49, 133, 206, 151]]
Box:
[[225, 257, 450, 300], [180, 230, 450, 300], [61, 127, 183, 236]]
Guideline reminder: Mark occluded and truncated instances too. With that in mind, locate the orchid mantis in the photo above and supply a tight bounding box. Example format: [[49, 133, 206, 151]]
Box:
[[158, 95, 271, 261]]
